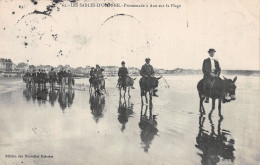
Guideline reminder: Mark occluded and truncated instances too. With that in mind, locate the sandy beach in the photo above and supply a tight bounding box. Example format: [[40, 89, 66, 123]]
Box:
[[0, 75, 260, 165]]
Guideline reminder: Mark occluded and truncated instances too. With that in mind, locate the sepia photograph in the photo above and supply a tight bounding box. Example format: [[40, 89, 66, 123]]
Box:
[[0, 0, 259, 164]]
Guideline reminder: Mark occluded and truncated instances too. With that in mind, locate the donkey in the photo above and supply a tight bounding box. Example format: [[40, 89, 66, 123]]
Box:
[[118, 76, 136, 98], [197, 76, 237, 117], [90, 77, 106, 96], [139, 76, 161, 104]]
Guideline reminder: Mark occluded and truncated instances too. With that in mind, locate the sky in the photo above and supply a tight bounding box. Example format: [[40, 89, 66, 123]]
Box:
[[0, 0, 259, 70]]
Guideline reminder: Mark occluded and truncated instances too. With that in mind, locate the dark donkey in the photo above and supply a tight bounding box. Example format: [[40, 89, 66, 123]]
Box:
[[118, 76, 136, 98], [197, 76, 237, 117], [139, 77, 161, 104]]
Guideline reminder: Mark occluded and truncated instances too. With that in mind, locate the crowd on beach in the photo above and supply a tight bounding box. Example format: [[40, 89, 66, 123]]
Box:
[[23, 67, 75, 89]]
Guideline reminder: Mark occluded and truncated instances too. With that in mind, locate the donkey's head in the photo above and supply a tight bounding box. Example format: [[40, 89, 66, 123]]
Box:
[[151, 76, 162, 88], [223, 76, 237, 101]]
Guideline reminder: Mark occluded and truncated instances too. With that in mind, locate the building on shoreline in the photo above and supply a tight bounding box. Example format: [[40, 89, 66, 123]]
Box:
[[16, 62, 29, 72], [0, 58, 12, 72]]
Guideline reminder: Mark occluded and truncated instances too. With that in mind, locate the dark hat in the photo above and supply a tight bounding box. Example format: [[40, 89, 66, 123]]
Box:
[[121, 61, 125, 64], [91, 67, 94, 69], [208, 49, 216, 53], [145, 57, 151, 61]]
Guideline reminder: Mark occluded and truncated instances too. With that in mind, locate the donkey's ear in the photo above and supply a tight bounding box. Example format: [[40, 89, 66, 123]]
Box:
[[233, 76, 237, 83]]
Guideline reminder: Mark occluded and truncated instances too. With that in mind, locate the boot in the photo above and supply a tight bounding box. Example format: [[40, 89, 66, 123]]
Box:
[[153, 90, 159, 97], [205, 97, 209, 103]]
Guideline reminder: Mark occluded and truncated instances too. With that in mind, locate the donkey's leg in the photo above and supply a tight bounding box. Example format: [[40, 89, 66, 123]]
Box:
[[141, 91, 144, 105], [199, 99, 205, 115], [218, 99, 223, 119], [149, 91, 153, 104], [145, 92, 148, 104], [212, 98, 216, 110], [127, 87, 130, 98], [209, 98, 215, 117], [123, 88, 126, 98]]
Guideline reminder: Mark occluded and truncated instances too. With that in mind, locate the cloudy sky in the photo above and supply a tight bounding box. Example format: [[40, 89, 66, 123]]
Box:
[[0, 0, 259, 70]]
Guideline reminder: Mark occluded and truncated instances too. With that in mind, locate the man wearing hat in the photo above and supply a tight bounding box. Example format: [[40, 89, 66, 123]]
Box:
[[118, 61, 128, 88], [140, 57, 158, 97], [202, 48, 221, 103]]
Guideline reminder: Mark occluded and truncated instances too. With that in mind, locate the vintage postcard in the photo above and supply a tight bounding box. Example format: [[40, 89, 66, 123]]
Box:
[[0, 0, 259, 164]]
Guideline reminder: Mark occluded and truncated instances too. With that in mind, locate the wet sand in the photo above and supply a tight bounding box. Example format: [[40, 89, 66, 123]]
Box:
[[0, 75, 260, 165]]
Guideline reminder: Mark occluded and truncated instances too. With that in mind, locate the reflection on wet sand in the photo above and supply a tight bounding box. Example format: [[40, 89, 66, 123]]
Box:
[[49, 89, 58, 106], [58, 88, 75, 112], [36, 87, 48, 105], [23, 87, 32, 101], [118, 95, 134, 132], [196, 113, 235, 165], [22, 86, 75, 111], [139, 103, 159, 152], [89, 93, 106, 123]]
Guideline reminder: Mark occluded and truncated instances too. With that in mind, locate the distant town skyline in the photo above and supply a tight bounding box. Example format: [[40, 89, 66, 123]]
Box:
[[3, 58, 260, 71], [0, 0, 259, 70]]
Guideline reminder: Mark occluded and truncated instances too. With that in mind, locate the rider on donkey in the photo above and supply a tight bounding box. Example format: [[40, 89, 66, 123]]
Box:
[[94, 65, 104, 79], [42, 69, 48, 89], [37, 69, 42, 87], [140, 57, 159, 97], [93, 64, 106, 93], [90, 67, 95, 78], [32, 69, 37, 85], [67, 70, 74, 88], [49, 68, 57, 89], [24, 70, 31, 77], [118, 61, 131, 88], [23, 70, 31, 84], [202, 48, 221, 103]]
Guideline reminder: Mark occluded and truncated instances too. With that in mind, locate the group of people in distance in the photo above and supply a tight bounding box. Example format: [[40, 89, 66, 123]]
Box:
[[22, 48, 223, 101], [117, 58, 159, 97], [89, 64, 104, 83], [23, 67, 74, 89]]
